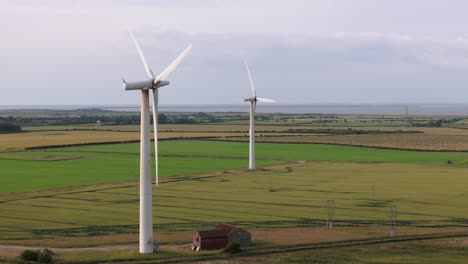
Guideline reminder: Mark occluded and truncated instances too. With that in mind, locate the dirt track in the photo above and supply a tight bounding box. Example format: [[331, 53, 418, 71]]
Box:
[[0, 244, 138, 258], [2, 226, 468, 258]]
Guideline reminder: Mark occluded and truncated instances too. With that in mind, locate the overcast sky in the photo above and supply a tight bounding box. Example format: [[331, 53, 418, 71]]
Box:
[[2, 0, 468, 105]]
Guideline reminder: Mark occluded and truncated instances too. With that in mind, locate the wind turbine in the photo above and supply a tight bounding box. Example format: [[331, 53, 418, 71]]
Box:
[[123, 31, 191, 253], [243, 61, 275, 170]]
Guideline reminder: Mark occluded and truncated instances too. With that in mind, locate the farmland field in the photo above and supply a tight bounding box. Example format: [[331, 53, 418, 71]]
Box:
[[0, 140, 467, 241], [1, 140, 468, 193], [218, 133, 468, 151], [1, 125, 468, 263], [0, 130, 248, 151], [0, 161, 468, 240], [4, 124, 467, 151], [199, 238, 468, 264]]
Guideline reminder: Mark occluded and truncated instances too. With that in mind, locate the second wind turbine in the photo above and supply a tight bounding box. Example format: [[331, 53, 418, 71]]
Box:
[[243, 61, 275, 170]]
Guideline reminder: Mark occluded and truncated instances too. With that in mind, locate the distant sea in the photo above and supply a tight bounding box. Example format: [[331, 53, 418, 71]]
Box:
[[0, 104, 468, 116]]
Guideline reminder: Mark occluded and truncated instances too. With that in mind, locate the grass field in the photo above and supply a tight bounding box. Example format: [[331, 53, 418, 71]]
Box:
[[61, 140, 468, 166], [0, 139, 468, 263], [1, 140, 468, 193], [0, 151, 273, 193], [1, 150, 467, 240]]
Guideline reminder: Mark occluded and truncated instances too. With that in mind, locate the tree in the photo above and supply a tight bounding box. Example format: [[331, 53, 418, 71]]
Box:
[[0, 122, 21, 133], [158, 114, 168, 124]]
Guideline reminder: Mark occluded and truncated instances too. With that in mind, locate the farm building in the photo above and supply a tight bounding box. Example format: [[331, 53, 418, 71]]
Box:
[[192, 224, 252, 250], [214, 223, 252, 247], [192, 229, 229, 250]]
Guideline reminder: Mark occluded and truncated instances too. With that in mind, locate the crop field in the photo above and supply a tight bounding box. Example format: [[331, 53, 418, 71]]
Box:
[[1, 140, 468, 193], [11, 124, 468, 152], [218, 133, 468, 151], [0, 140, 467, 242], [21, 124, 468, 134], [0, 130, 249, 151], [1, 159, 468, 241]]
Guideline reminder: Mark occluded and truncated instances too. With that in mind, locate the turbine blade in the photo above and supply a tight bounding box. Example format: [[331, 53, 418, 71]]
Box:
[[155, 44, 192, 83], [151, 89, 159, 186], [244, 60, 256, 97], [129, 31, 155, 80], [256, 97, 275, 103]]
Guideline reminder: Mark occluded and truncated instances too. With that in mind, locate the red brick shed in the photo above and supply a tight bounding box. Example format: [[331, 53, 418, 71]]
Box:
[[193, 224, 252, 250], [214, 224, 252, 247], [192, 229, 230, 250]]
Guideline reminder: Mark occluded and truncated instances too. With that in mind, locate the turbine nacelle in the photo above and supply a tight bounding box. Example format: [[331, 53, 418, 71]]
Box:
[[123, 79, 152, 91], [242, 96, 276, 103], [123, 79, 170, 91], [243, 96, 256, 102]]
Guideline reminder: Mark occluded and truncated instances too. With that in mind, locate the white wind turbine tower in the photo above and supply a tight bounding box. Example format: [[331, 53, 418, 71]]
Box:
[[243, 61, 275, 170], [123, 31, 191, 253]]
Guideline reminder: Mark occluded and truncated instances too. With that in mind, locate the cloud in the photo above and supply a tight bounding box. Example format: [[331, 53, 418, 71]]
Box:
[[2, 1, 468, 105]]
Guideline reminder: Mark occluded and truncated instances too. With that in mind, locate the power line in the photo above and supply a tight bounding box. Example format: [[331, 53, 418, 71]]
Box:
[[326, 200, 336, 230], [389, 206, 397, 237]]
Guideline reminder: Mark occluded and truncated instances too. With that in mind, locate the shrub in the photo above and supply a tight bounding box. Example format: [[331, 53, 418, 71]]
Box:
[[37, 249, 53, 263], [223, 241, 241, 254], [18, 249, 53, 263], [19, 250, 39, 262]]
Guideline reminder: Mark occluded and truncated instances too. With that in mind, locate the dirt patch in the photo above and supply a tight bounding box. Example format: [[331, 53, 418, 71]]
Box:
[[251, 227, 366, 245], [0, 247, 23, 258], [422, 236, 468, 247]]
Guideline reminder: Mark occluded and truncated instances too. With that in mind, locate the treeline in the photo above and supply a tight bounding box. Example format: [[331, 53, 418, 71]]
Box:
[[0, 122, 22, 133], [284, 128, 423, 135], [5, 115, 140, 126], [1, 112, 220, 126]]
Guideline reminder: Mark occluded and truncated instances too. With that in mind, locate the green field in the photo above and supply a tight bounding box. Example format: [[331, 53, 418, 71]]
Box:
[[1, 140, 467, 241], [62, 140, 468, 165], [1, 139, 468, 264], [1, 140, 467, 193]]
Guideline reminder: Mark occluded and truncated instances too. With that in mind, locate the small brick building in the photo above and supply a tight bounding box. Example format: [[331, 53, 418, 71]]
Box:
[[192, 224, 252, 250], [213, 223, 252, 247]]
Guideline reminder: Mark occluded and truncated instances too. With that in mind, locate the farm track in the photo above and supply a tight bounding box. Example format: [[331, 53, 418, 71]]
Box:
[[1, 231, 467, 263], [52, 231, 468, 264]]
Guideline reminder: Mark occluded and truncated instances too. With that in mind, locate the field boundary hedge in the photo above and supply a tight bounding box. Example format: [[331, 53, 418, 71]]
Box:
[[208, 137, 468, 153], [23, 137, 221, 151]]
